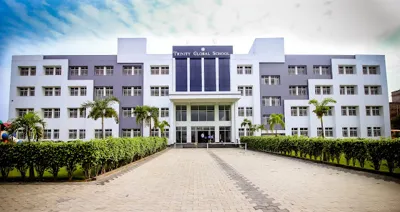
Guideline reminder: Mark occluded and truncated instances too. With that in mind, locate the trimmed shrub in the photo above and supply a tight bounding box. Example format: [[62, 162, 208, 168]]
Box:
[[0, 137, 167, 181], [241, 136, 400, 173]]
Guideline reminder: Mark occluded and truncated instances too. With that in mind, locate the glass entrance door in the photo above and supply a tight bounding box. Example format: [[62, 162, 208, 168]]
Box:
[[219, 126, 231, 142], [191, 126, 215, 143]]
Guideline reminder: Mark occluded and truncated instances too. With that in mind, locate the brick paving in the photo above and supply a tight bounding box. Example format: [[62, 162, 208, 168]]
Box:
[[1, 148, 400, 212]]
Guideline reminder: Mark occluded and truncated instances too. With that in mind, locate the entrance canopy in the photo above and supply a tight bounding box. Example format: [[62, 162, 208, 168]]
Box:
[[169, 92, 241, 103]]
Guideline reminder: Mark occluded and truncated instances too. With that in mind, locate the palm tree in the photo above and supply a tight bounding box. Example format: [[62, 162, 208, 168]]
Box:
[[240, 118, 253, 136], [10, 112, 46, 180], [81, 96, 119, 139], [11, 112, 46, 142], [308, 98, 337, 138], [133, 106, 159, 136], [249, 124, 265, 135], [156, 120, 170, 137], [267, 114, 285, 136]]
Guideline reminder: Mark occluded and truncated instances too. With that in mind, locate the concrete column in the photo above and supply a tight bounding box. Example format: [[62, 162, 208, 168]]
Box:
[[170, 103, 175, 144], [172, 58, 176, 92], [187, 58, 190, 91], [201, 57, 205, 92], [214, 104, 220, 142], [231, 102, 236, 143], [186, 103, 191, 143]]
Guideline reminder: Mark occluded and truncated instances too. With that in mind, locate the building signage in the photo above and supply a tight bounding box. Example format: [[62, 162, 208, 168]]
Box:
[[172, 46, 233, 58]]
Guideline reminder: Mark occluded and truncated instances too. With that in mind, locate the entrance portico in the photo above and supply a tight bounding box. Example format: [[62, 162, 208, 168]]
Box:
[[169, 92, 241, 144]]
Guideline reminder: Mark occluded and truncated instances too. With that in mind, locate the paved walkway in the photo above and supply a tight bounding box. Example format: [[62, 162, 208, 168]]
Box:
[[0, 148, 399, 212]]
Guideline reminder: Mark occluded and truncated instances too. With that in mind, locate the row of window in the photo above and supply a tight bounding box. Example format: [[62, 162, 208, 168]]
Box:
[[19, 66, 169, 76], [17, 129, 111, 140], [18, 108, 87, 119], [287, 65, 380, 76], [289, 106, 382, 117], [291, 127, 382, 137], [122, 107, 169, 118], [175, 105, 231, 122], [17, 87, 87, 97]]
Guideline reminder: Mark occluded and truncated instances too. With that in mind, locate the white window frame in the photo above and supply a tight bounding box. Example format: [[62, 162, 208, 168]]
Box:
[[338, 65, 356, 75], [122, 107, 135, 118], [262, 97, 281, 106], [161, 108, 169, 117], [238, 107, 245, 116], [245, 107, 253, 117]]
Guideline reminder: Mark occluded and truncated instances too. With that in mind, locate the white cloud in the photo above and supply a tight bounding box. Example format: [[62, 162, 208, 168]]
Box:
[[1, 0, 400, 120]]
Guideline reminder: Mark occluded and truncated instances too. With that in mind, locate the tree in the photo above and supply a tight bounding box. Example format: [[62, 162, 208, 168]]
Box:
[[156, 120, 170, 137], [10, 112, 46, 180], [240, 118, 253, 136], [249, 124, 265, 135], [81, 96, 119, 139], [267, 114, 285, 136], [308, 98, 337, 138], [133, 106, 159, 136]]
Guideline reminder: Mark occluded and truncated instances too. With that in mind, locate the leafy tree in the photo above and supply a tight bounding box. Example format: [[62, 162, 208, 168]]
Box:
[[133, 106, 159, 136], [156, 120, 170, 137], [267, 113, 285, 136], [10, 112, 46, 180], [240, 118, 253, 136], [81, 96, 120, 139], [308, 98, 337, 138]]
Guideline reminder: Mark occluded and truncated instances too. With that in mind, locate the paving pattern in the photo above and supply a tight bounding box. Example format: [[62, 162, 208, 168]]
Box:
[[1, 148, 400, 212]]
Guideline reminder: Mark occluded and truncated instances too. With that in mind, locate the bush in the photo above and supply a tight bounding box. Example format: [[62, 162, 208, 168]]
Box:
[[0, 137, 167, 181], [241, 136, 400, 173]]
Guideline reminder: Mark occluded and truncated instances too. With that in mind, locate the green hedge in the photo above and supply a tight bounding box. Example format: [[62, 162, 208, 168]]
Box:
[[0, 137, 167, 181], [241, 136, 400, 173]]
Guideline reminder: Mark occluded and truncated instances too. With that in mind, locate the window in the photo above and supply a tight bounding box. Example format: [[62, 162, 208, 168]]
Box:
[[151, 128, 159, 137], [238, 86, 253, 96], [123, 86, 142, 96], [17, 108, 34, 117], [342, 127, 348, 137], [349, 127, 357, 137], [245, 107, 253, 117], [325, 128, 333, 137], [151, 66, 160, 75], [68, 108, 78, 118], [161, 66, 169, 75], [162, 128, 169, 138], [69, 87, 87, 96], [300, 128, 308, 136], [340, 85, 357, 95], [291, 128, 298, 136], [160, 86, 169, 96], [338, 65, 355, 74], [70, 66, 88, 76], [151, 86, 159, 96], [317, 128, 323, 137], [262, 96, 281, 106], [261, 76, 280, 85], [161, 108, 169, 117], [69, 129, 77, 139], [246, 129, 253, 136], [364, 86, 381, 95], [219, 105, 230, 121], [122, 129, 131, 137], [94, 66, 113, 76], [44, 67, 62, 75], [367, 127, 382, 137], [53, 108, 60, 118], [341, 106, 357, 116], [291, 107, 298, 116], [79, 129, 86, 139], [299, 107, 308, 116], [43, 87, 61, 96], [122, 107, 134, 118], [94, 129, 112, 138], [289, 86, 307, 96], [238, 107, 245, 116], [288, 65, 307, 75], [94, 87, 113, 98], [366, 106, 381, 116], [237, 65, 252, 75], [313, 66, 331, 75], [315, 85, 333, 95], [363, 66, 380, 75], [19, 67, 36, 76], [43, 129, 51, 139], [123, 65, 142, 75], [239, 128, 245, 137], [191, 106, 214, 121], [325, 106, 333, 116], [18, 87, 35, 96], [43, 108, 53, 118], [53, 129, 59, 140], [176, 105, 187, 121]]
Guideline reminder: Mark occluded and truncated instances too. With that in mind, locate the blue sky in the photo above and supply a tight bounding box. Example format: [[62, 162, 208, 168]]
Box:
[[1, 0, 400, 121]]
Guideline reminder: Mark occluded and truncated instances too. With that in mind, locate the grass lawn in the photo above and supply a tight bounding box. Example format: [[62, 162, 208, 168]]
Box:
[[1, 167, 85, 181], [286, 151, 400, 174]]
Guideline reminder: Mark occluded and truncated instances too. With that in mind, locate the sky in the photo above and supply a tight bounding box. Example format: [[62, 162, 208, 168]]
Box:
[[0, 0, 400, 121]]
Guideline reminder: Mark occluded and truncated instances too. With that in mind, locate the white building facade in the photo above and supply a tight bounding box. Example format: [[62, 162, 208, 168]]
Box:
[[8, 38, 391, 144]]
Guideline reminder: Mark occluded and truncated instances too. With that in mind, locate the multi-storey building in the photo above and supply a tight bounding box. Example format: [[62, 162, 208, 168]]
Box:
[[8, 38, 391, 143]]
